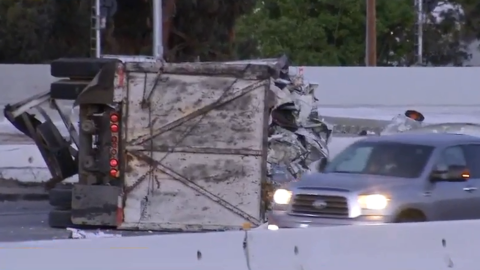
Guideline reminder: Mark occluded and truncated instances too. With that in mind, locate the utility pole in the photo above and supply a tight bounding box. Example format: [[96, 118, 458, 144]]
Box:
[[414, 0, 423, 65], [366, 0, 377, 66]]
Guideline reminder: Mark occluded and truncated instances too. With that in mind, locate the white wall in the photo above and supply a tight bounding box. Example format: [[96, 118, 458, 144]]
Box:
[[292, 66, 480, 106], [0, 64, 54, 105], [1, 64, 480, 108]]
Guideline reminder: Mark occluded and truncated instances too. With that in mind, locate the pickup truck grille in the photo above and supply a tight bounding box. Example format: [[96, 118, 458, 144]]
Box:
[[291, 194, 348, 217]]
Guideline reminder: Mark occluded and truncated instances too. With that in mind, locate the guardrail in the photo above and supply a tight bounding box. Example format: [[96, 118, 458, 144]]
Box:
[[2, 219, 479, 270]]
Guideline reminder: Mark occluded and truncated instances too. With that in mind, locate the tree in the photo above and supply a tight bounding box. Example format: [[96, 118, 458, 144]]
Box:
[[235, 0, 416, 66], [0, 0, 89, 63], [420, 0, 472, 66], [234, 0, 480, 66], [0, 0, 256, 63], [46, 0, 90, 59], [107, 0, 257, 61], [0, 0, 56, 63], [1, 0, 477, 65]]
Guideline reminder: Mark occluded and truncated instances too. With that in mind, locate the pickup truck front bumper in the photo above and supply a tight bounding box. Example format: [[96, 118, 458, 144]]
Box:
[[268, 210, 392, 228]]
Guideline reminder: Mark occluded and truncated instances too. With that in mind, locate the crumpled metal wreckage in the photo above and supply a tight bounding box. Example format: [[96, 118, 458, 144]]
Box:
[[266, 71, 428, 188], [267, 72, 332, 186]]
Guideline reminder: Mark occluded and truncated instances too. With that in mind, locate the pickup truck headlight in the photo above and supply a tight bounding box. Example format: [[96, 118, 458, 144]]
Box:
[[358, 194, 389, 210], [273, 189, 292, 204]]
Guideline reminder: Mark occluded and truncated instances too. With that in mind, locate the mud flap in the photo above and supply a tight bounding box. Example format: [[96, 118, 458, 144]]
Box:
[[71, 184, 121, 227]]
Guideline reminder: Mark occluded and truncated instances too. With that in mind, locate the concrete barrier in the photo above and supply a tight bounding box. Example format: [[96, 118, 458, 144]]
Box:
[[0, 145, 77, 183], [2, 219, 480, 270], [2, 64, 480, 107], [1, 230, 249, 270], [296, 66, 480, 106], [0, 64, 54, 106], [247, 220, 480, 270]]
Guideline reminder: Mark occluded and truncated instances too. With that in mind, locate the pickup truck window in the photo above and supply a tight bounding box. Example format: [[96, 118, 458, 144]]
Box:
[[461, 144, 480, 177], [436, 146, 467, 167], [324, 142, 434, 178]]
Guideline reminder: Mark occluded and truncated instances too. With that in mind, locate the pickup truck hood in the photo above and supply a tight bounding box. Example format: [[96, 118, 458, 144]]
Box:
[[292, 173, 409, 193]]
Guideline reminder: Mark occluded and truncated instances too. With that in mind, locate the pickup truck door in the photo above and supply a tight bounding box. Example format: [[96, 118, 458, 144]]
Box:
[[429, 145, 473, 221], [460, 144, 480, 219]]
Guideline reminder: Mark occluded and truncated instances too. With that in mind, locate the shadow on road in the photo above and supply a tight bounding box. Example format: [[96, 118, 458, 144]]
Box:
[[0, 201, 171, 242]]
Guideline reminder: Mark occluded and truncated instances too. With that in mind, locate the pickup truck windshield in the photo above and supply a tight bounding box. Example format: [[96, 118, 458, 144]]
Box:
[[324, 141, 434, 178]]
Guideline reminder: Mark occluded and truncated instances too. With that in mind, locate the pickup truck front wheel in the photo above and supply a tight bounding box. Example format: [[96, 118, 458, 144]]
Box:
[[395, 209, 426, 223]]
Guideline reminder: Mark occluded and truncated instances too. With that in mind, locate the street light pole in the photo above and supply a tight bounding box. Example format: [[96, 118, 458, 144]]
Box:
[[152, 0, 164, 59], [366, 0, 377, 66]]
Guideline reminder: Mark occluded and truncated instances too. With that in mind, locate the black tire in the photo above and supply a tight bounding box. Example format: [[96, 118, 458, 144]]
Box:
[[49, 188, 72, 209], [395, 212, 426, 223], [50, 58, 118, 78], [50, 80, 89, 100], [48, 209, 74, 228]]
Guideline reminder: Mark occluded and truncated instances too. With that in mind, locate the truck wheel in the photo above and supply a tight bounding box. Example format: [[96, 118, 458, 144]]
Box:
[[395, 210, 426, 223], [49, 188, 72, 210], [48, 210, 74, 228], [50, 80, 89, 100], [50, 58, 118, 78]]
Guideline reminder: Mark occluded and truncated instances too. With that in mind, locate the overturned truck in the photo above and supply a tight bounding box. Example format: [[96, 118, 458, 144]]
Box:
[[5, 58, 286, 230]]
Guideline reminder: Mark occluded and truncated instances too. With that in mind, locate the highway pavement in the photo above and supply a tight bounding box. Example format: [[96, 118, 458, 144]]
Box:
[[0, 201, 164, 242]]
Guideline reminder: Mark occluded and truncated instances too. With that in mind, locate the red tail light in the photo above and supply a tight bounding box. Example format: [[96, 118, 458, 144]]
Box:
[[109, 112, 120, 178], [110, 124, 119, 132], [110, 159, 118, 167], [109, 169, 118, 177], [110, 113, 119, 122]]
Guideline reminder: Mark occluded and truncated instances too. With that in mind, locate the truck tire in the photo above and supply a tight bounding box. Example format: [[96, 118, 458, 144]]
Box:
[[49, 188, 72, 209], [50, 58, 118, 78], [395, 210, 426, 223], [50, 80, 89, 100], [48, 209, 74, 228]]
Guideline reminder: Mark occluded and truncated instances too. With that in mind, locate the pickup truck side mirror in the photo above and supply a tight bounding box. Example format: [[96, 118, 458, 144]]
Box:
[[430, 164, 470, 182]]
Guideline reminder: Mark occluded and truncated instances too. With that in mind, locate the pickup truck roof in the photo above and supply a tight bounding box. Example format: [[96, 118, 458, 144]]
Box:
[[361, 133, 480, 146]]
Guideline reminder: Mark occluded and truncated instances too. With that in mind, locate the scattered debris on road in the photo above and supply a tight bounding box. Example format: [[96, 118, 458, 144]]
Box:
[[67, 228, 122, 239]]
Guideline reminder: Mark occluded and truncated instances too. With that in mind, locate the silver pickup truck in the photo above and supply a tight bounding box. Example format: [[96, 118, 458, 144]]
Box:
[[268, 132, 480, 229]]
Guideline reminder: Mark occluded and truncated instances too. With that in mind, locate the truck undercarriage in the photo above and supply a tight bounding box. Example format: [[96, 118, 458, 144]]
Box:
[[4, 58, 122, 227]]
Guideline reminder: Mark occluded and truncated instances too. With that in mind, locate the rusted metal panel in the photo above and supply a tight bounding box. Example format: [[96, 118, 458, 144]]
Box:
[[125, 72, 265, 147], [122, 152, 262, 230], [140, 89, 265, 151], [119, 63, 269, 231]]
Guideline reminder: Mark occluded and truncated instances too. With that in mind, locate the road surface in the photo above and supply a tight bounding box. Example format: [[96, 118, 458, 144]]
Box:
[[0, 201, 164, 242]]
